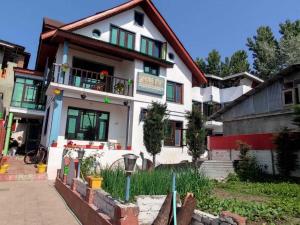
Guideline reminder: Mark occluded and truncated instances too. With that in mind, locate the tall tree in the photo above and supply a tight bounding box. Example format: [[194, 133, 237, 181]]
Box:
[[143, 102, 168, 167], [247, 26, 280, 80], [220, 57, 231, 77], [279, 20, 300, 67], [229, 50, 250, 74], [206, 49, 221, 75], [185, 106, 206, 162], [195, 57, 207, 74]]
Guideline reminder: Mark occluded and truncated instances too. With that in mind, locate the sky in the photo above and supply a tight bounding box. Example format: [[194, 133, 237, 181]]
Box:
[[0, 0, 300, 69]]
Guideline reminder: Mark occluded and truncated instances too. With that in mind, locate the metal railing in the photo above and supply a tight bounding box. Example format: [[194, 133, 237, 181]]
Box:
[[48, 64, 134, 97], [11, 100, 45, 111]]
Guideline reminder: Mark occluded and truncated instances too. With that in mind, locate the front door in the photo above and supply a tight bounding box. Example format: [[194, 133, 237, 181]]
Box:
[[25, 119, 42, 152]]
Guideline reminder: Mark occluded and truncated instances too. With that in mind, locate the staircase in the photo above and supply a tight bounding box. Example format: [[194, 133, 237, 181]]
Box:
[[0, 157, 47, 181], [199, 160, 235, 180]]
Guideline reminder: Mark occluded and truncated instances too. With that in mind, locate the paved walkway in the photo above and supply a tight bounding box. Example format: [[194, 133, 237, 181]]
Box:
[[0, 180, 80, 225]]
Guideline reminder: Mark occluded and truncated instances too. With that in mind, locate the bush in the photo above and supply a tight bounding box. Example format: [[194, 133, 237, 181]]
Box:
[[234, 141, 263, 181]]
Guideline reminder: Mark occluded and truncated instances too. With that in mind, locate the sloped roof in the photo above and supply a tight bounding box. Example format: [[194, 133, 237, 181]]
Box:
[[39, 0, 206, 84]]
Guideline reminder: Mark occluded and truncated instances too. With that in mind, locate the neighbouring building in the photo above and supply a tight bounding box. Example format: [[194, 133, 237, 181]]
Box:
[[24, 0, 208, 178], [192, 72, 263, 135], [0, 40, 31, 154], [208, 64, 300, 177]]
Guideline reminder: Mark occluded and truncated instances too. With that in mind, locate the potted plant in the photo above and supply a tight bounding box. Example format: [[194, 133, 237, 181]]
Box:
[[98, 143, 104, 150], [37, 163, 47, 174], [126, 146, 132, 150], [61, 63, 69, 73], [116, 143, 122, 150], [89, 173, 103, 189], [51, 140, 58, 147], [114, 82, 125, 94], [99, 70, 108, 79]]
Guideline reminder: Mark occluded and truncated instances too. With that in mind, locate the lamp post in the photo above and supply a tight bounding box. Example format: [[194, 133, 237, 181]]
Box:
[[77, 148, 85, 179], [123, 154, 138, 203]]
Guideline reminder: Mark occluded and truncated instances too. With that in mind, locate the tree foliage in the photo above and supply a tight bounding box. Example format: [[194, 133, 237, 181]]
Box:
[[185, 106, 206, 162], [229, 50, 250, 74], [247, 26, 280, 80], [143, 102, 168, 166], [274, 127, 299, 177]]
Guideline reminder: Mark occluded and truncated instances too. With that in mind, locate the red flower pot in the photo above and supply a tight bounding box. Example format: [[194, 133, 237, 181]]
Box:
[[116, 145, 122, 150], [86, 145, 92, 149], [98, 145, 104, 150], [51, 143, 58, 147], [126, 146, 132, 150]]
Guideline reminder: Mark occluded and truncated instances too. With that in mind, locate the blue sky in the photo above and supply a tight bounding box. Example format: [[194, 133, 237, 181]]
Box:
[[1, 0, 299, 69]]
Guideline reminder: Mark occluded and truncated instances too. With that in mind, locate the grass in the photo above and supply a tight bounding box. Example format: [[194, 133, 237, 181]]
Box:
[[96, 168, 300, 224]]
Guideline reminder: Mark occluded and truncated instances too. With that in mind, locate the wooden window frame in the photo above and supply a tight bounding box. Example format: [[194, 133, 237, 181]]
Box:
[[166, 81, 183, 104], [164, 120, 183, 147], [110, 25, 136, 50], [140, 35, 166, 59], [143, 61, 160, 76], [65, 107, 110, 141]]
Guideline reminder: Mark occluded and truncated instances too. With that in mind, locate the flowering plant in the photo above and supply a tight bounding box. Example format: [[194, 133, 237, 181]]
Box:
[[100, 70, 109, 79]]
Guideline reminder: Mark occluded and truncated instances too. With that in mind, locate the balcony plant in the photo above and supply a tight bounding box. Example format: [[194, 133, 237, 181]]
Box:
[[51, 140, 58, 147], [61, 63, 69, 73], [99, 70, 108, 79], [98, 143, 104, 150], [114, 82, 125, 94]]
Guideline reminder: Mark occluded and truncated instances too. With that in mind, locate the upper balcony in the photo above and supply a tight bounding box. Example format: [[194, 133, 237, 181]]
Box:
[[47, 63, 134, 97]]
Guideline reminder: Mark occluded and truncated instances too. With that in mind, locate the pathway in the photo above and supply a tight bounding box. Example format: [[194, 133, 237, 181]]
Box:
[[0, 180, 80, 225]]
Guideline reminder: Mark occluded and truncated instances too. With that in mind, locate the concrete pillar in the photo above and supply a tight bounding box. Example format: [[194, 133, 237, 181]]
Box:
[[61, 41, 69, 84], [49, 91, 63, 145], [3, 112, 13, 155]]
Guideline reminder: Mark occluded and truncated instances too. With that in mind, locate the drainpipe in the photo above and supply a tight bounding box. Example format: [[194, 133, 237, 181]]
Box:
[[125, 105, 130, 148], [3, 112, 13, 155]]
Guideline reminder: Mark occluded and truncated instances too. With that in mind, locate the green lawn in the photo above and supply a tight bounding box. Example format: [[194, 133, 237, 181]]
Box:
[[98, 169, 300, 224]]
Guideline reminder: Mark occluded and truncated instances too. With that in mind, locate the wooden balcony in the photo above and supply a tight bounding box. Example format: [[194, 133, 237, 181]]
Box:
[[48, 64, 134, 97]]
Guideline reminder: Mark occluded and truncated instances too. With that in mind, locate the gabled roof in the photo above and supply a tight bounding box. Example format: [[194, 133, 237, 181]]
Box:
[[210, 64, 300, 120], [39, 0, 206, 84]]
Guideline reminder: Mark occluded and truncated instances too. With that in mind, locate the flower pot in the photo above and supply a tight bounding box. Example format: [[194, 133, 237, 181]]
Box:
[[51, 143, 58, 147], [37, 164, 47, 174], [64, 166, 69, 175], [86, 145, 92, 149], [89, 176, 103, 189], [116, 145, 122, 150], [126, 146, 132, 150], [0, 164, 9, 174], [98, 145, 104, 150]]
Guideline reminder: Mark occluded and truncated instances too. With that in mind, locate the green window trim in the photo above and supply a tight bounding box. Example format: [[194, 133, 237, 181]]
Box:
[[166, 81, 183, 104], [65, 107, 110, 141], [110, 25, 135, 50], [143, 62, 160, 76], [140, 36, 167, 60]]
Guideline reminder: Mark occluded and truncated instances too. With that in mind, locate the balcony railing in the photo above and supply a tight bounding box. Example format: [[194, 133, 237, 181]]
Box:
[[48, 64, 134, 97]]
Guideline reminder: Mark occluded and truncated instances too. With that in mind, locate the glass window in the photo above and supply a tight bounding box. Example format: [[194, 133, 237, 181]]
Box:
[[144, 62, 159, 76], [166, 81, 182, 104], [65, 107, 109, 141], [134, 11, 144, 26], [110, 25, 135, 50], [164, 121, 183, 147], [283, 90, 294, 105], [140, 36, 165, 59]]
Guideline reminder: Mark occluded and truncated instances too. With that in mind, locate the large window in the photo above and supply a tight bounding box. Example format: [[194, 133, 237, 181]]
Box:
[[166, 81, 183, 104], [65, 107, 110, 141], [110, 25, 135, 50], [11, 77, 45, 110], [164, 121, 183, 147], [140, 36, 166, 59], [144, 62, 159, 76]]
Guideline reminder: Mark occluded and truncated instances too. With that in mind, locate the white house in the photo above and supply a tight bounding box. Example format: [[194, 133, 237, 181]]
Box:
[[35, 0, 207, 178], [192, 72, 263, 134]]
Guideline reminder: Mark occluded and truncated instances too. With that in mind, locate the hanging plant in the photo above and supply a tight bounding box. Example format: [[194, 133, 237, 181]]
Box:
[[100, 70, 109, 79], [53, 88, 62, 96], [61, 63, 69, 73], [104, 96, 111, 104], [114, 82, 125, 94], [127, 79, 132, 86]]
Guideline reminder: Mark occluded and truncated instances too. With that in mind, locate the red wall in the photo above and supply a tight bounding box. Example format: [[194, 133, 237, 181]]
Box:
[[208, 133, 276, 150]]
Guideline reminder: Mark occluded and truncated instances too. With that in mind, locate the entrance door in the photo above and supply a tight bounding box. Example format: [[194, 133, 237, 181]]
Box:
[[25, 119, 42, 152]]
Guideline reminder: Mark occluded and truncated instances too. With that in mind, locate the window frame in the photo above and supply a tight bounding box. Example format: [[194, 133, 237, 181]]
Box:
[[164, 120, 183, 147], [166, 81, 183, 104], [134, 11, 144, 26], [140, 35, 166, 59], [143, 61, 160, 76], [282, 89, 295, 106], [110, 25, 136, 50], [65, 107, 110, 141]]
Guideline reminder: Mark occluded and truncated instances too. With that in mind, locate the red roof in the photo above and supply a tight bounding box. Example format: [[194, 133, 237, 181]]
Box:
[[14, 67, 43, 77], [39, 0, 206, 84]]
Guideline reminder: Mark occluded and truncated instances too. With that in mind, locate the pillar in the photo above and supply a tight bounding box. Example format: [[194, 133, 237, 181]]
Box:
[[3, 112, 13, 155], [59, 41, 69, 84], [49, 91, 63, 146]]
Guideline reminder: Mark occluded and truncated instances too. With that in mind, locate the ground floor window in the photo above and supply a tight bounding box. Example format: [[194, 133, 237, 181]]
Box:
[[164, 120, 183, 147], [65, 107, 109, 141]]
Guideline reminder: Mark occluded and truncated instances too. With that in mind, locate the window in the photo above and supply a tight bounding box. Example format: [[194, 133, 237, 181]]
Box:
[[203, 102, 222, 117], [282, 81, 299, 106], [65, 107, 109, 141], [110, 25, 135, 50], [144, 62, 159, 76], [139, 108, 148, 122], [134, 11, 144, 26], [283, 89, 294, 105], [164, 121, 183, 147], [140, 36, 167, 59], [166, 81, 183, 104], [168, 53, 175, 60], [92, 29, 101, 38]]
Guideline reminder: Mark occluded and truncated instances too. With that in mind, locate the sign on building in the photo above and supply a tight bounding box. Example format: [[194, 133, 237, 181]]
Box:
[[137, 72, 165, 95]]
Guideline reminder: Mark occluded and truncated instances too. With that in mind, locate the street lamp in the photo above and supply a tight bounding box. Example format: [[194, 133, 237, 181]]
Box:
[[77, 148, 85, 179], [123, 154, 138, 203]]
